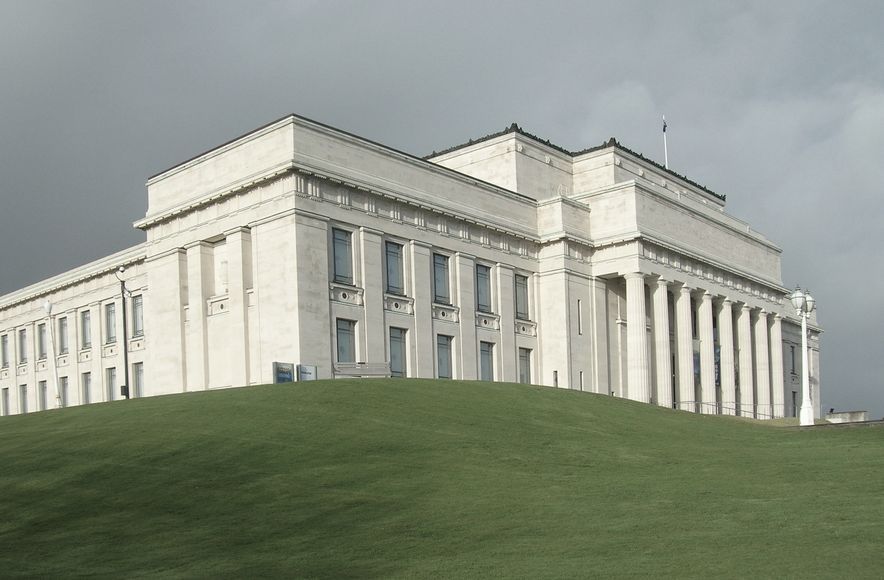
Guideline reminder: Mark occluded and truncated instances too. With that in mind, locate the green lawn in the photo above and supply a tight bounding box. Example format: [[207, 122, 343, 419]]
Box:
[[1, 379, 882, 578]]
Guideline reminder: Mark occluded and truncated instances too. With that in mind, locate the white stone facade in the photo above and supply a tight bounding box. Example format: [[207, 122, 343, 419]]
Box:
[[0, 115, 822, 419]]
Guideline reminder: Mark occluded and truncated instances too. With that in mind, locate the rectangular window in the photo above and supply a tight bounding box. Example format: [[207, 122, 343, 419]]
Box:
[[19, 384, 28, 414], [38, 380, 47, 411], [132, 295, 144, 337], [515, 274, 530, 320], [385, 241, 405, 295], [1, 334, 8, 368], [58, 317, 69, 354], [60, 376, 69, 407], [1, 387, 8, 416], [433, 253, 450, 304], [577, 299, 583, 335], [476, 264, 492, 313], [790, 345, 796, 374], [81, 310, 92, 349], [480, 341, 494, 381], [332, 228, 353, 284], [37, 323, 47, 360], [106, 367, 116, 401], [82, 372, 92, 405], [335, 319, 356, 363], [18, 328, 27, 363], [518, 348, 532, 384], [389, 327, 407, 378], [437, 335, 453, 379], [105, 303, 116, 344], [133, 362, 144, 398]]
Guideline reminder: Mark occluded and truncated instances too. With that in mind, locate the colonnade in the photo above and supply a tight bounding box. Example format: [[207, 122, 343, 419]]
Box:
[[625, 272, 786, 418]]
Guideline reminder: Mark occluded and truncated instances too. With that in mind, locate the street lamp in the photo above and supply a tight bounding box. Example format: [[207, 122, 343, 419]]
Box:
[[789, 287, 816, 426], [114, 266, 131, 399], [43, 300, 62, 409]]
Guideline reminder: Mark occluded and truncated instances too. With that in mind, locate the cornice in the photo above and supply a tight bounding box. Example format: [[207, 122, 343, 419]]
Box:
[[0, 244, 147, 311]]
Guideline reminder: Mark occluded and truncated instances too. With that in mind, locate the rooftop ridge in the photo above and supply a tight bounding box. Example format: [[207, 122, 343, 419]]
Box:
[[426, 125, 726, 202]]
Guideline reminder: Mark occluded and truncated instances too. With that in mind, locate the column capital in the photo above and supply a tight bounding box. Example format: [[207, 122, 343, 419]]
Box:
[[773, 313, 783, 321], [757, 309, 768, 318], [740, 303, 752, 313], [720, 297, 733, 305], [678, 283, 692, 295], [701, 290, 713, 300], [655, 276, 669, 288], [623, 271, 645, 281]]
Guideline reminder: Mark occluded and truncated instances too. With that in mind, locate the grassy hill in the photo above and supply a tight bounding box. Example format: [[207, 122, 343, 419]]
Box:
[[1, 379, 882, 579]]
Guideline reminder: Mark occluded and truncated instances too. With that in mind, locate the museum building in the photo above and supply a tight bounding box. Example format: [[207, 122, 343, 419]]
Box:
[[0, 114, 822, 419]]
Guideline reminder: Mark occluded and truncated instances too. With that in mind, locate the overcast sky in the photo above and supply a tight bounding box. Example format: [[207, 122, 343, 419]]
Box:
[[1, 0, 882, 417]]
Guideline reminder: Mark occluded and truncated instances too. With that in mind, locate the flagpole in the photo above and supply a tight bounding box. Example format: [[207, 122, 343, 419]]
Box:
[[662, 115, 669, 169]]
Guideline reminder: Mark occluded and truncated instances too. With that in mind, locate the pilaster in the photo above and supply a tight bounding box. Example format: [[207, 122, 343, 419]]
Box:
[[754, 310, 771, 419], [717, 298, 736, 415], [625, 273, 649, 403], [652, 278, 672, 408], [770, 315, 785, 418], [736, 304, 755, 417], [698, 291, 716, 414], [674, 284, 694, 411]]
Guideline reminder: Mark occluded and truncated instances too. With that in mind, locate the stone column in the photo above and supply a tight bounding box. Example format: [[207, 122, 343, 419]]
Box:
[[753, 310, 771, 419], [675, 284, 694, 411], [736, 304, 755, 417], [226, 227, 252, 388], [185, 242, 212, 391], [698, 291, 716, 414], [652, 278, 672, 408], [409, 241, 434, 378], [359, 228, 386, 364], [455, 253, 477, 381], [769, 315, 785, 418], [625, 273, 650, 403], [717, 298, 736, 415]]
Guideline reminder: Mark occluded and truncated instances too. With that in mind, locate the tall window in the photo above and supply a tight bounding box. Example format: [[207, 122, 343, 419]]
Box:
[[18, 328, 27, 363], [133, 362, 144, 398], [1, 334, 8, 368], [389, 327, 407, 378], [82, 372, 92, 405], [332, 228, 353, 284], [515, 274, 530, 320], [790, 345, 796, 374], [336, 319, 356, 363], [518, 348, 532, 384], [433, 253, 450, 304], [60, 376, 69, 407], [480, 342, 494, 381], [37, 323, 47, 360], [81, 310, 92, 349], [58, 317, 69, 354], [1, 387, 8, 416], [437, 335, 453, 379], [476, 264, 492, 313], [19, 384, 28, 414], [132, 295, 144, 337], [106, 367, 116, 402], [385, 241, 405, 295], [38, 380, 48, 411], [105, 303, 116, 344]]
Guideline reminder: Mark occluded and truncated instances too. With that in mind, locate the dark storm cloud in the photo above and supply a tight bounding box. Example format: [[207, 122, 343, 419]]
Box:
[[1, 0, 882, 416]]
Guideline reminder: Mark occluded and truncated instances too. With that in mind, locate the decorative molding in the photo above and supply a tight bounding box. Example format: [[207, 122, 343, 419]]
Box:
[[207, 295, 230, 316], [383, 294, 414, 315], [515, 320, 537, 337], [329, 283, 364, 307], [475, 312, 501, 331], [432, 303, 459, 323], [102, 344, 118, 359], [78, 350, 92, 363]]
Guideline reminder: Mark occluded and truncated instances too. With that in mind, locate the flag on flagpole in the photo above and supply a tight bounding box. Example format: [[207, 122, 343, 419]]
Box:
[[663, 116, 667, 133]]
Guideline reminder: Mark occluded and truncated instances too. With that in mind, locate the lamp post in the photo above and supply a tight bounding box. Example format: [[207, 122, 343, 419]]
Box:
[[43, 300, 62, 409], [114, 266, 131, 399], [789, 287, 816, 426]]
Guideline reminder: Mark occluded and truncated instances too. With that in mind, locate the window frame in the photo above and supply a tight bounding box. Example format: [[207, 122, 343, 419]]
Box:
[[384, 241, 405, 296], [335, 318, 356, 363], [37, 323, 47, 360], [132, 295, 144, 337], [1, 334, 8, 368], [479, 341, 495, 382], [518, 347, 532, 384], [104, 303, 116, 345], [331, 228, 354, 285], [389, 327, 407, 378], [58, 316, 69, 355], [514, 274, 530, 321], [432, 253, 450, 305], [476, 264, 493, 313], [80, 310, 92, 349], [437, 334, 453, 379], [18, 328, 27, 363]]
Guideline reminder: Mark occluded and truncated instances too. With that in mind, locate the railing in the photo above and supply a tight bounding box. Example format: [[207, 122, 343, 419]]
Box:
[[675, 401, 786, 420]]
